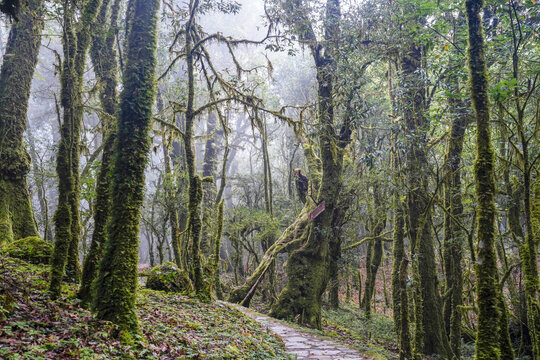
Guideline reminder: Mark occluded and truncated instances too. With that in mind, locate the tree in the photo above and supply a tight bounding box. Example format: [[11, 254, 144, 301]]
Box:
[[271, 0, 353, 329], [0, 0, 43, 244], [93, 0, 159, 336], [49, 0, 103, 299], [78, 0, 121, 306], [466, 0, 513, 358]]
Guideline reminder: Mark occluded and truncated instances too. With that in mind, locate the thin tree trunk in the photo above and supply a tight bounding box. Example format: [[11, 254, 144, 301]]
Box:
[[50, 0, 103, 297], [466, 0, 514, 358], [442, 59, 469, 358], [78, 0, 120, 306]]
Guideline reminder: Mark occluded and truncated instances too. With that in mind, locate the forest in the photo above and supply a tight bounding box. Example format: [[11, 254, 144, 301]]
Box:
[[0, 0, 538, 359]]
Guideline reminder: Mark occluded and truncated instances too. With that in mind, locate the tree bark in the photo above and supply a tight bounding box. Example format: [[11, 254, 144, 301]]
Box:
[[0, 0, 43, 244], [399, 42, 450, 357], [93, 0, 159, 336], [50, 0, 103, 298], [78, 0, 120, 306], [466, 0, 514, 358]]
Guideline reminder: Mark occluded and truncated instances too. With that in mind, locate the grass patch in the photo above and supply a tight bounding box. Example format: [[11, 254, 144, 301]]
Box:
[[319, 302, 398, 359]]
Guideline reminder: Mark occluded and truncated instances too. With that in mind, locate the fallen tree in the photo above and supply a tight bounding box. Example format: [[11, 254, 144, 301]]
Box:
[[228, 199, 314, 307]]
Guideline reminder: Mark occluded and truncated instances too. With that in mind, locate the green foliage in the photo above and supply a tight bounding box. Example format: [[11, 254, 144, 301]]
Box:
[[317, 303, 396, 359], [145, 262, 193, 293], [225, 206, 280, 243], [4, 236, 52, 265]]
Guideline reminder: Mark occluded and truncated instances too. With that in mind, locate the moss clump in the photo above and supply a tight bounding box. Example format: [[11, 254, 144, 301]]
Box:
[[4, 236, 52, 265], [145, 262, 193, 293]]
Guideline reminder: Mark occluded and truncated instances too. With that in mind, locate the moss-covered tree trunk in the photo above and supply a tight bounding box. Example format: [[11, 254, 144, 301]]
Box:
[[442, 66, 469, 359], [361, 187, 386, 318], [93, 0, 159, 336], [328, 200, 350, 309], [388, 61, 407, 336], [391, 200, 405, 328], [399, 258, 412, 360], [466, 1, 513, 358], [530, 179, 540, 359], [228, 191, 314, 307], [0, 0, 43, 244], [78, 0, 120, 306], [183, 3, 207, 296], [212, 200, 224, 299], [400, 42, 450, 358], [271, 0, 349, 330], [200, 111, 220, 258], [49, 0, 103, 298]]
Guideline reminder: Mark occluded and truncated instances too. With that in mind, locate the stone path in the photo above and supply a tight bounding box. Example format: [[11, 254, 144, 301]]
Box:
[[225, 303, 366, 360]]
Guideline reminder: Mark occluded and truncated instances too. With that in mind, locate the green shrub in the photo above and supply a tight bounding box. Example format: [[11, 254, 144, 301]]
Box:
[[145, 262, 193, 293], [4, 236, 52, 265]]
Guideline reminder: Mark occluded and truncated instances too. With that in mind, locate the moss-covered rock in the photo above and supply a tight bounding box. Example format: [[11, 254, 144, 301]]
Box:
[[4, 236, 52, 265], [145, 262, 193, 293]]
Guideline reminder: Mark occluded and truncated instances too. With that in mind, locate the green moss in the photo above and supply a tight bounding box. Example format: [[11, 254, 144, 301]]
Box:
[[145, 262, 193, 293], [79, 0, 120, 307], [50, 0, 102, 299], [212, 201, 224, 299], [93, 0, 160, 336], [3, 236, 52, 265], [466, 0, 513, 358], [391, 200, 405, 333], [0, 0, 43, 244], [399, 259, 412, 360], [0, 197, 13, 244]]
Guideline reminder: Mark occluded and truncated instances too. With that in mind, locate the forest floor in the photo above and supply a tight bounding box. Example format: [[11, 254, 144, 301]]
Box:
[[0, 256, 290, 359]]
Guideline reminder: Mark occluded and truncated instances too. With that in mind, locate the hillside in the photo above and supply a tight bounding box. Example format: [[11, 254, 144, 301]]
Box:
[[0, 257, 289, 360]]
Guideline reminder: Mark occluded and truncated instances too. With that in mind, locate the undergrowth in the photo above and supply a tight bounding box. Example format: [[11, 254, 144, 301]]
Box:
[[320, 302, 398, 360], [0, 256, 290, 359]]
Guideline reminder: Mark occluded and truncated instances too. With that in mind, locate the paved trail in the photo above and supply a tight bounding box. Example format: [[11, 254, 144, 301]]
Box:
[[226, 303, 366, 360]]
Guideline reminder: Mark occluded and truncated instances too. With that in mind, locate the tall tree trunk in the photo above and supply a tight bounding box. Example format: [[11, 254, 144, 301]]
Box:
[[93, 0, 159, 336], [466, 0, 513, 358], [442, 64, 469, 358], [78, 0, 120, 306], [0, 0, 43, 244], [200, 111, 219, 257], [49, 0, 103, 298], [399, 258, 412, 360], [388, 60, 406, 336], [400, 42, 450, 358], [184, 0, 207, 296]]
